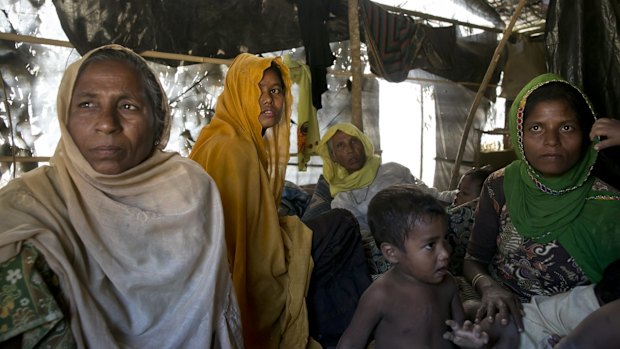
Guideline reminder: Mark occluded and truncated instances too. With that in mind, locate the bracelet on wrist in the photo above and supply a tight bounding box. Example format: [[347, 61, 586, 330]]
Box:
[[471, 273, 490, 290]]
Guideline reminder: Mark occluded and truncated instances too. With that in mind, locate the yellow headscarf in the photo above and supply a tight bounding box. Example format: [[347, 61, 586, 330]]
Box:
[[190, 53, 316, 349], [283, 55, 321, 171], [317, 122, 382, 196]]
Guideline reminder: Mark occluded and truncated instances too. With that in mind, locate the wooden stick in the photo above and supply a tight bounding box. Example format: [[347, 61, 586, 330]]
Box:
[[1, 32, 501, 87], [448, 0, 527, 189], [0, 156, 50, 163], [0, 32, 232, 65], [348, 0, 364, 131], [0, 32, 72, 48]]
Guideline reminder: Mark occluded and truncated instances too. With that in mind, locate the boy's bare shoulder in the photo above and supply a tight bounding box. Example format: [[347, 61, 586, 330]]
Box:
[[362, 271, 397, 302], [371, 270, 458, 297]]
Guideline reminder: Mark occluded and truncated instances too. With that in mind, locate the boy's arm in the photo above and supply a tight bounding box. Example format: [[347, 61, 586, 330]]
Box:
[[443, 320, 489, 348], [449, 275, 466, 324], [445, 276, 489, 348], [337, 286, 383, 349]]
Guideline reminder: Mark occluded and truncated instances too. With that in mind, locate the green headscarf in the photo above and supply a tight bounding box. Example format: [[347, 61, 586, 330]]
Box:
[[504, 73, 620, 282], [317, 123, 382, 197]]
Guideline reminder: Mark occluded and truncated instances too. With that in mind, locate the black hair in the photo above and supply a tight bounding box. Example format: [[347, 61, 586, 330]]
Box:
[[595, 259, 620, 305], [266, 61, 286, 93], [523, 81, 595, 152], [461, 164, 494, 193], [367, 184, 447, 251], [77, 48, 166, 146]]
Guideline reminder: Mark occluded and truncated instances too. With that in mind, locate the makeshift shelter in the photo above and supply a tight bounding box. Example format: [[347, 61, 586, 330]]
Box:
[[1, 0, 618, 190]]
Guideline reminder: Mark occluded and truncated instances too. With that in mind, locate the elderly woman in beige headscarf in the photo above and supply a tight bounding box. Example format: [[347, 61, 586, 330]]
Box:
[[0, 44, 241, 349]]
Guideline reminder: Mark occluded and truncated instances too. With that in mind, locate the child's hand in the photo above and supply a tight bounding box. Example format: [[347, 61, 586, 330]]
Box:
[[443, 319, 489, 348]]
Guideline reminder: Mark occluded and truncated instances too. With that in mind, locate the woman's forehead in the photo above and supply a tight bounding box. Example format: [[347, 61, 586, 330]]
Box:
[[332, 130, 359, 142]]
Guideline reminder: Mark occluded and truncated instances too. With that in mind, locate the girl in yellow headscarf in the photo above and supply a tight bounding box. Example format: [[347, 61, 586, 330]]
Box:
[[190, 54, 370, 349]]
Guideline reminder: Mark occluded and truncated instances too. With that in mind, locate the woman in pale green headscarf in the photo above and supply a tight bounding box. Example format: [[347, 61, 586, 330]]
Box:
[[315, 122, 455, 275], [317, 123, 382, 197], [463, 73, 620, 331]]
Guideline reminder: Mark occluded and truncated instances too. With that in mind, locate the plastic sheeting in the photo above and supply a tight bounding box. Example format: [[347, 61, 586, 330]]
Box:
[[546, 0, 620, 188], [1, 0, 505, 191], [52, 0, 349, 65], [53, 0, 503, 91], [546, 0, 620, 118], [52, 0, 503, 105]]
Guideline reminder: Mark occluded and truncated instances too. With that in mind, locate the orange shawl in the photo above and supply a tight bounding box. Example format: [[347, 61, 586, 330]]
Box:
[[190, 53, 316, 349]]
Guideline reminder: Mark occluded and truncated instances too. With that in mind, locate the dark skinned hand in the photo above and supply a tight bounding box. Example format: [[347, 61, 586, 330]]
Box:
[[443, 319, 489, 348], [476, 283, 524, 332]]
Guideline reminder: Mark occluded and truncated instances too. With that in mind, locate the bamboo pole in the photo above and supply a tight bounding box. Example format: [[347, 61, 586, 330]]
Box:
[[0, 32, 72, 48], [448, 0, 527, 190], [1, 32, 502, 88], [0, 32, 233, 65], [0, 156, 50, 163], [348, 0, 363, 131], [0, 68, 17, 178]]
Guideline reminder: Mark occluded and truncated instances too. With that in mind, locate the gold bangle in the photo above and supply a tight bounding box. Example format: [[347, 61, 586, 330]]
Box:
[[471, 273, 489, 290]]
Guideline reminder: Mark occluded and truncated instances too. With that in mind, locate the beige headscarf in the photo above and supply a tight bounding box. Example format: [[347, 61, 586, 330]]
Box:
[[190, 53, 317, 349], [0, 44, 242, 348]]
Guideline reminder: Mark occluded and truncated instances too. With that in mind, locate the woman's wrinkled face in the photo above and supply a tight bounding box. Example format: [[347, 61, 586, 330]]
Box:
[[522, 99, 583, 177], [258, 68, 284, 130], [67, 59, 155, 175], [330, 131, 367, 174]]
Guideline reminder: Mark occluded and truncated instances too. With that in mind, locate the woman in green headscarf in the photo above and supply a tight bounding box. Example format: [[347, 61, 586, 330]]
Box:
[[463, 73, 620, 331]]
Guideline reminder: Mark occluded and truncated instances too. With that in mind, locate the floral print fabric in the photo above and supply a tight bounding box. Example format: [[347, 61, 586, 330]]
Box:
[[0, 244, 74, 348]]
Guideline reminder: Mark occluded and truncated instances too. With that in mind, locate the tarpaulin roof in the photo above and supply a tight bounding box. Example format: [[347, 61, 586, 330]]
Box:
[[51, 0, 512, 100], [1, 0, 619, 189], [546, 0, 620, 188]]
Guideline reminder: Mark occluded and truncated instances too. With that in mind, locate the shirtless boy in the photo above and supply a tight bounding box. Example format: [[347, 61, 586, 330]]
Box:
[[337, 184, 498, 349]]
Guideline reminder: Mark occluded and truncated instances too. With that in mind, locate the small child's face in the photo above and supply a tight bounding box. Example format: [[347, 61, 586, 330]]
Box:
[[453, 175, 479, 206], [392, 217, 450, 284]]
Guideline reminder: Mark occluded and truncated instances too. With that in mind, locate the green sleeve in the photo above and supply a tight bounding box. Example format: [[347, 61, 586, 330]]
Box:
[[0, 244, 75, 348]]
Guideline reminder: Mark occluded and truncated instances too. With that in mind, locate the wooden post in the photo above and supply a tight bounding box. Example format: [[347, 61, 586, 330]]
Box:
[[0, 69, 17, 178], [348, 0, 363, 131], [0, 32, 233, 65], [448, 0, 527, 189]]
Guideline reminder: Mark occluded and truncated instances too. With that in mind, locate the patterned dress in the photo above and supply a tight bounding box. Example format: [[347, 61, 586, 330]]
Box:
[[465, 169, 596, 302]]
